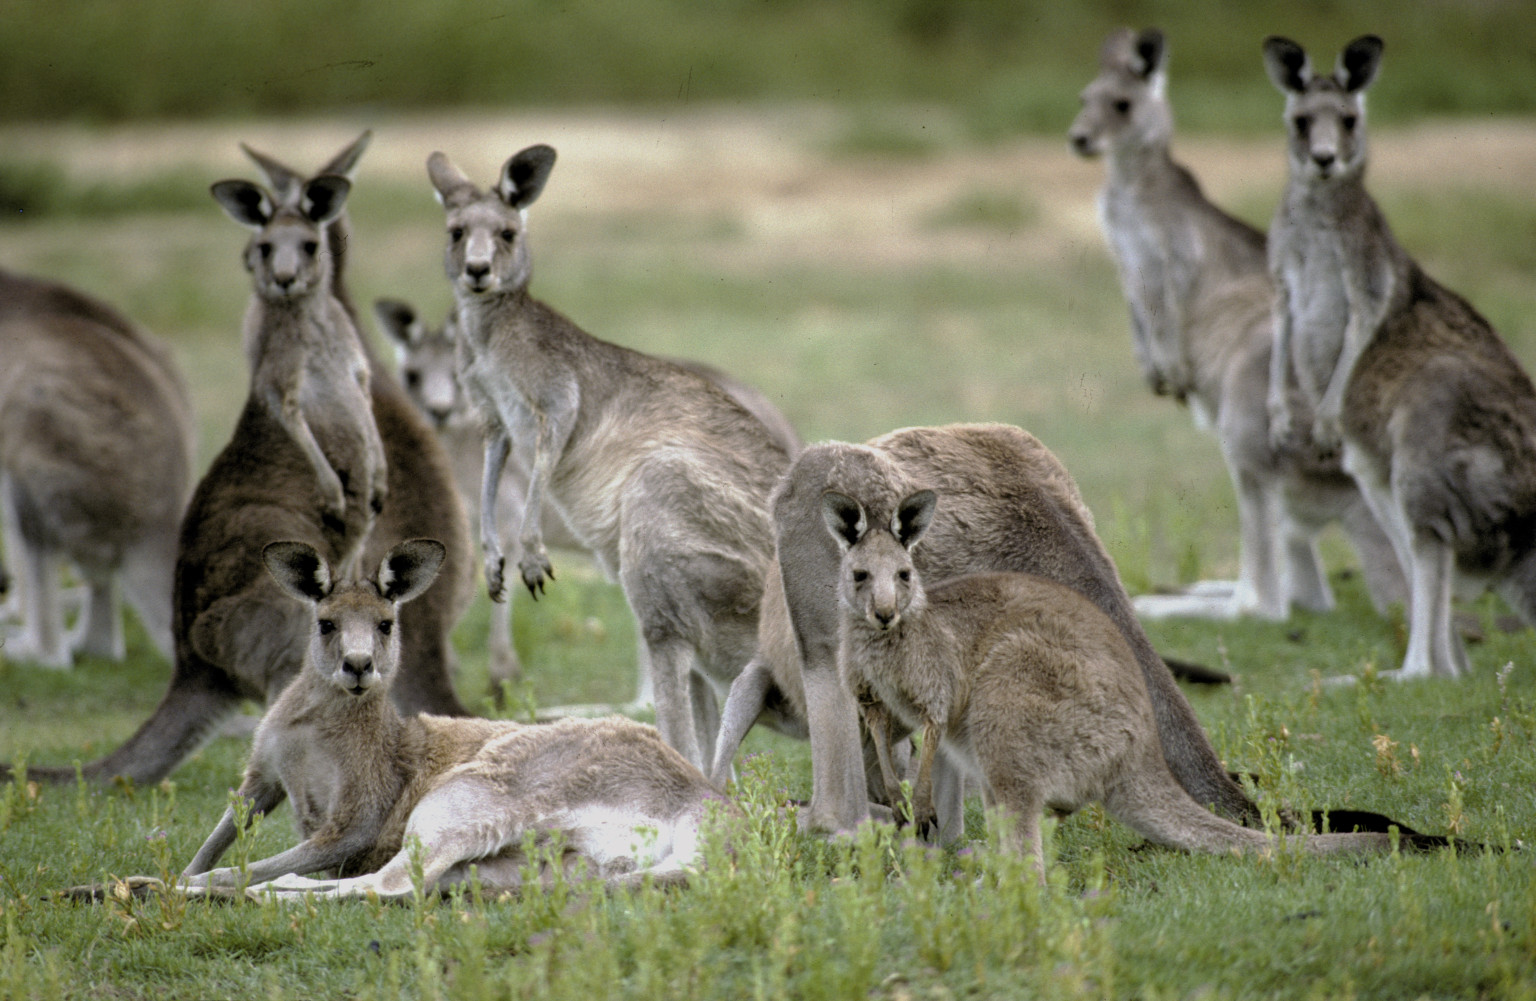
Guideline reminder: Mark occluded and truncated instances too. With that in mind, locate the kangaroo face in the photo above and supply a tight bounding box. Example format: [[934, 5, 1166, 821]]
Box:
[[211, 175, 351, 301], [375, 300, 464, 430], [1069, 28, 1169, 158], [823, 488, 938, 633], [1263, 35, 1383, 184], [427, 145, 557, 299]]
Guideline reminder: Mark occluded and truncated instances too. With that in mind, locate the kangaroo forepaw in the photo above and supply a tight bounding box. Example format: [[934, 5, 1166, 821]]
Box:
[[486, 557, 508, 603], [518, 551, 554, 599]]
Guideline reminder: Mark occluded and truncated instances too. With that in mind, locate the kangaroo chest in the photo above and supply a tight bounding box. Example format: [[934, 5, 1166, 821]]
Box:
[[1275, 217, 1351, 401]]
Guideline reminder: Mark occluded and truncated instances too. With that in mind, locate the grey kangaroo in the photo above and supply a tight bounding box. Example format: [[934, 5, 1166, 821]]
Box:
[[374, 296, 799, 691], [1264, 35, 1536, 679], [825, 485, 1394, 875], [1070, 27, 1403, 621], [180, 538, 725, 899], [712, 423, 1260, 836], [0, 269, 195, 666], [428, 145, 793, 769]]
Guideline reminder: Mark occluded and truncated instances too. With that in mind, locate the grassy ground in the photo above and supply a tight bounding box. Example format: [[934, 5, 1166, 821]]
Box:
[[2, 108, 1535, 998]]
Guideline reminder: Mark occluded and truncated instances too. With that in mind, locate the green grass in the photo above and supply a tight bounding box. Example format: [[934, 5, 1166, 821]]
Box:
[[2, 110, 1536, 997]]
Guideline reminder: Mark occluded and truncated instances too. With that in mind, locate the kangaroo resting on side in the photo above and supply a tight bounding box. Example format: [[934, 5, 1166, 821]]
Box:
[[712, 423, 1260, 837], [823, 485, 1395, 872], [1263, 36, 1536, 679], [374, 296, 800, 691], [1069, 27, 1404, 621], [0, 269, 195, 666], [427, 145, 793, 769], [181, 538, 725, 899], [240, 133, 474, 716]]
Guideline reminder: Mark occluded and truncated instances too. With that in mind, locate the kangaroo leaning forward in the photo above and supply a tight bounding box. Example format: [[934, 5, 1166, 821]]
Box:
[[427, 145, 793, 770], [713, 423, 1262, 836], [822, 485, 1393, 875], [181, 539, 725, 899], [1263, 35, 1536, 679]]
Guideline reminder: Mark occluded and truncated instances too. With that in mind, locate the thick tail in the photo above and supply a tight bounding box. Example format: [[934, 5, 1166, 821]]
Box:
[[3, 660, 243, 786]]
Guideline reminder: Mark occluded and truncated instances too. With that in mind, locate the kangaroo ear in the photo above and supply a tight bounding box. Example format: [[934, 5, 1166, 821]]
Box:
[[892, 490, 937, 549], [821, 491, 867, 551], [1262, 36, 1311, 94], [1131, 28, 1166, 80], [427, 151, 476, 207], [377, 539, 447, 604], [373, 298, 421, 348], [498, 144, 557, 209], [263, 541, 333, 603], [301, 175, 351, 225], [319, 129, 372, 181], [211, 180, 273, 229], [1337, 35, 1383, 93], [239, 144, 303, 201]]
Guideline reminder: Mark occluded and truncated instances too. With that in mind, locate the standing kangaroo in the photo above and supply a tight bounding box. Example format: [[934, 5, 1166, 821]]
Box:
[[427, 146, 792, 769], [1263, 36, 1536, 679], [240, 134, 474, 717], [823, 486, 1393, 872], [712, 423, 1261, 836], [374, 297, 799, 690], [1069, 27, 1404, 621], [181, 538, 725, 899], [0, 270, 195, 667]]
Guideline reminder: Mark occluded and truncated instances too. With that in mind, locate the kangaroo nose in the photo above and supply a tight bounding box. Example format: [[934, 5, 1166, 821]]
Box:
[[1069, 132, 1094, 156], [342, 655, 373, 685], [873, 609, 896, 629], [427, 405, 453, 428], [464, 261, 490, 280], [1312, 151, 1336, 170]]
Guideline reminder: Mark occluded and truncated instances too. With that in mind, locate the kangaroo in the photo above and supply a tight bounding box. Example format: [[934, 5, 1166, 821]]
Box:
[[712, 423, 1261, 836], [426, 146, 793, 770], [3, 174, 430, 786], [1263, 35, 1536, 679], [180, 538, 725, 899], [1069, 27, 1404, 621], [0, 269, 195, 667], [374, 297, 800, 690], [239, 134, 473, 717], [823, 486, 1393, 873]]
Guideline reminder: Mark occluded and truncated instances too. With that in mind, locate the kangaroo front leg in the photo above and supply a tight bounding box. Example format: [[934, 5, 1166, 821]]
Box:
[[860, 697, 904, 811], [480, 428, 512, 601], [907, 720, 943, 841], [516, 386, 578, 598], [183, 778, 287, 877], [270, 386, 347, 520]]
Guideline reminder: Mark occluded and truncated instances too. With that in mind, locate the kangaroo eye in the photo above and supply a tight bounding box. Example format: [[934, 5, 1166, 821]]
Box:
[[1293, 115, 1312, 138], [1112, 99, 1131, 115], [403, 369, 421, 389], [499, 229, 516, 243], [257, 242, 273, 260], [378, 620, 393, 636], [897, 569, 911, 582], [449, 227, 464, 243], [318, 619, 336, 636], [852, 570, 869, 584], [302, 240, 318, 256], [1341, 114, 1358, 131]]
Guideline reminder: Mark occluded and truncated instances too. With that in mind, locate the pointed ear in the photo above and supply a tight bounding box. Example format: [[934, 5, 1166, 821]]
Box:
[[300, 175, 350, 225], [1262, 36, 1311, 94], [498, 144, 557, 209], [211, 180, 273, 229], [1098, 27, 1137, 70], [1337, 35, 1383, 93], [427, 151, 477, 207], [319, 130, 372, 180], [821, 491, 867, 551], [376, 539, 446, 604], [263, 541, 333, 603], [891, 490, 937, 549], [239, 144, 303, 201], [1131, 28, 1166, 79], [373, 299, 420, 348]]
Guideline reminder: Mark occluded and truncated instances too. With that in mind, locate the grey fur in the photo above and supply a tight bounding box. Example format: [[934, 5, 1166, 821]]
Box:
[[0, 270, 195, 666], [1070, 27, 1404, 621], [827, 485, 1393, 871], [428, 146, 793, 769], [1264, 34, 1536, 679], [182, 539, 724, 899], [712, 423, 1261, 835]]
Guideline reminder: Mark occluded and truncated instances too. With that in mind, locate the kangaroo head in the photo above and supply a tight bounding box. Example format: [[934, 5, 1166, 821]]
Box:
[[263, 538, 446, 698], [1263, 35, 1383, 183], [211, 175, 351, 300], [240, 131, 372, 279], [374, 298, 466, 430], [1069, 27, 1170, 158], [823, 489, 937, 632], [426, 145, 557, 298]]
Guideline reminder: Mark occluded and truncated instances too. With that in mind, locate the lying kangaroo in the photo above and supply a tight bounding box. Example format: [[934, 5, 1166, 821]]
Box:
[[427, 145, 793, 769], [181, 538, 723, 899], [1264, 35, 1536, 678], [3, 173, 427, 786], [713, 423, 1260, 836], [0, 269, 195, 666], [824, 486, 1392, 871], [240, 134, 474, 716], [1069, 27, 1404, 621], [374, 297, 800, 690]]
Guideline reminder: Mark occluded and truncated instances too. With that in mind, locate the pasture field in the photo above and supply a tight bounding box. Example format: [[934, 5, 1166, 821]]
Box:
[[2, 109, 1536, 998]]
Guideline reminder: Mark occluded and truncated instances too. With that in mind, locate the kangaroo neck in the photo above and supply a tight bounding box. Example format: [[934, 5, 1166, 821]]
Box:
[[1106, 135, 1175, 190]]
